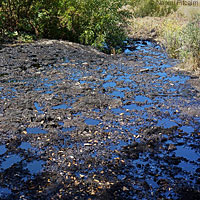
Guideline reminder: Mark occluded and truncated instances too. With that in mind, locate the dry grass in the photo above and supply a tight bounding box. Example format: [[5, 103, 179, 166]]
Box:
[[177, 5, 200, 19], [128, 3, 200, 73]]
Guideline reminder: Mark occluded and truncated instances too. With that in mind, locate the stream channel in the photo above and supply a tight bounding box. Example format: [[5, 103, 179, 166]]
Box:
[[0, 39, 199, 199]]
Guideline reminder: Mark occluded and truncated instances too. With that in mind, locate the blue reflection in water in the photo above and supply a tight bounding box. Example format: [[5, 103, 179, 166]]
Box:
[[135, 95, 152, 103], [0, 154, 22, 170], [34, 102, 44, 114], [26, 127, 47, 134], [25, 160, 45, 175], [157, 118, 177, 128], [85, 118, 100, 125], [52, 104, 68, 110], [178, 161, 198, 173], [180, 126, 194, 133], [110, 90, 124, 98], [175, 146, 199, 161], [0, 187, 12, 197], [19, 142, 32, 150], [103, 82, 116, 88], [0, 145, 7, 155]]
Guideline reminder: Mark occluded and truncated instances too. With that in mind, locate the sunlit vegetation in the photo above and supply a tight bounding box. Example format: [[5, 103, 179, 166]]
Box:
[[0, 0, 199, 69], [129, 0, 178, 17], [129, 0, 200, 70], [161, 14, 200, 69], [0, 0, 130, 50]]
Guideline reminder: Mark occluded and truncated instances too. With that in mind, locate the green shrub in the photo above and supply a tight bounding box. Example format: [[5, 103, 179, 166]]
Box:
[[130, 0, 177, 17], [181, 16, 200, 56], [0, 0, 130, 50], [0, 0, 61, 37], [162, 19, 183, 58], [180, 15, 200, 68], [162, 14, 200, 69]]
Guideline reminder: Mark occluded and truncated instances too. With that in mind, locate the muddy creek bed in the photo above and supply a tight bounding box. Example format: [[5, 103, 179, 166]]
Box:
[[0, 40, 199, 199]]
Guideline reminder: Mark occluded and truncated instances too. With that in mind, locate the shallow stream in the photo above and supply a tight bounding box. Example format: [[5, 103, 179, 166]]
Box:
[[0, 40, 199, 199]]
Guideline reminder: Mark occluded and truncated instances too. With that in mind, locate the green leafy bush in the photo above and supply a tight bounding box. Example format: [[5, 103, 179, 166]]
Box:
[[130, 0, 177, 17], [0, 0, 62, 38], [0, 0, 130, 50]]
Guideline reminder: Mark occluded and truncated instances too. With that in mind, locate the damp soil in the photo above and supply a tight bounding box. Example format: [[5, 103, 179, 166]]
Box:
[[0, 39, 199, 199]]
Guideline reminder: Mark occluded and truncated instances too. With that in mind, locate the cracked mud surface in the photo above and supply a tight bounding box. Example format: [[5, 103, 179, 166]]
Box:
[[0, 39, 200, 199]]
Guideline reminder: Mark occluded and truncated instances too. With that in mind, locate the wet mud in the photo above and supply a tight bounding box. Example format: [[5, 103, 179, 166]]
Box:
[[0, 39, 199, 199]]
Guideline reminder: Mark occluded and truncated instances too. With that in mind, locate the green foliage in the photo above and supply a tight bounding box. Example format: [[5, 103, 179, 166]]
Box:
[[0, 0, 130, 50], [181, 15, 200, 59], [162, 19, 182, 58], [162, 15, 200, 68], [58, 0, 131, 49], [130, 0, 177, 17], [180, 15, 200, 68]]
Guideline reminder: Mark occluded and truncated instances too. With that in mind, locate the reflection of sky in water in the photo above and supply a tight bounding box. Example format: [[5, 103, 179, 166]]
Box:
[[175, 146, 199, 161], [157, 118, 177, 128], [103, 82, 116, 88], [26, 127, 47, 134], [34, 102, 44, 114], [0, 187, 12, 196], [52, 104, 68, 109], [135, 95, 152, 103], [25, 160, 45, 175], [180, 126, 194, 133], [178, 161, 198, 173], [85, 118, 100, 125], [110, 90, 124, 98], [0, 39, 199, 197], [0, 155, 22, 170], [0, 145, 7, 155], [108, 140, 127, 151], [19, 142, 32, 150]]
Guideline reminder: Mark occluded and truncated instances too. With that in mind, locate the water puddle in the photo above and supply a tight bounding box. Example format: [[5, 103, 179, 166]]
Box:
[[26, 127, 47, 134], [0, 145, 7, 155], [52, 103, 68, 110], [0, 187, 12, 197], [157, 118, 178, 128], [85, 118, 100, 126], [135, 95, 152, 103], [34, 102, 44, 114], [19, 142, 33, 150], [175, 146, 199, 162], [178, 161, 198, 173], [146, 178, 159, 189], [108, 140, 127, 151], [180, 126, 194, 133], [25, 160, 45, 175], [110, 90, 125, 98], [0, 154, 22, 170], [103, 82, 116, 88]]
